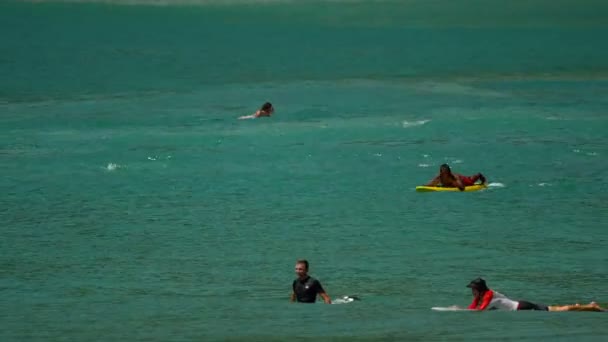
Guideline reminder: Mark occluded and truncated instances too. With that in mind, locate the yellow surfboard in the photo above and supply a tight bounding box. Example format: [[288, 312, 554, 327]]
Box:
[[415, 184, 487, 192]]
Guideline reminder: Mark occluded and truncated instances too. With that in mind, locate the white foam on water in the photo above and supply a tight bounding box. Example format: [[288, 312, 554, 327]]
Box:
[[418, 163, 431, 168], [415, 81, 505, 97], [402, 119, 430, 128], [488, 182, 505, 188], [572, 149, 598, 156], [106, 163, 120, 171], [545, 116, 578, 121]]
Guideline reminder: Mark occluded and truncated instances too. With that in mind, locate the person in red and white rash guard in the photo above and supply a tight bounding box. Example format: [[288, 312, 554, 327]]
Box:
[[466, 278, 606, 312], [467, 278, 522, 311]]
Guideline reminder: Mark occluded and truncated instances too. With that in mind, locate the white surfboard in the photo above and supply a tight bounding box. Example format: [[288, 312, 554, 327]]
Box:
[[332, 296, 360, 304], [431, 306, 472, 311]]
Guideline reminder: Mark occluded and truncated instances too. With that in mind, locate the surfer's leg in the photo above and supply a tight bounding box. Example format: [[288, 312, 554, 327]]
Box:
[[548, 302, 605, 312], [467, 173, 485, 185], [517, 301, 548, 311], [458, 175, 475, 186]]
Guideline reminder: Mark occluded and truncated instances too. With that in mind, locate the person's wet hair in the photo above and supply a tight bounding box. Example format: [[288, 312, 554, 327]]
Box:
[[261, 102, 273, 111], [440, 163, 451, 173], [466, 278, 489, 292]]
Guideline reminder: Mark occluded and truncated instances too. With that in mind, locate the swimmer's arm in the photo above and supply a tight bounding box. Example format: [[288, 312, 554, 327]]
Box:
[[320, 292, 331, 304], [426, 175, 440, 187], [455, 176, 465, 191], [467, 297, 479, 310], [290, 292, 296, 302], [476, 291, 493, 310]]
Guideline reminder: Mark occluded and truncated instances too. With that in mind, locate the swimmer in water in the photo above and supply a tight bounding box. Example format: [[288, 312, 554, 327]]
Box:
[[290, 259, 331, 304], [239, 102, 274, 119], [426, 164, 486, 191], [465, 278, 605, 312]]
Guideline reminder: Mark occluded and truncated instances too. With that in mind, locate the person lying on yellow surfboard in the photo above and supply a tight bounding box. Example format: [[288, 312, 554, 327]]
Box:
[[426, 164, 486, 191]]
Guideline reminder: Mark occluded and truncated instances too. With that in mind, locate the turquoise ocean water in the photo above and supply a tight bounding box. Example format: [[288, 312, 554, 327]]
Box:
[[2, 0, 608, 340]]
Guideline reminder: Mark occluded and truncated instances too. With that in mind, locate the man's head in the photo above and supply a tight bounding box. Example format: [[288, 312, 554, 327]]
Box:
[[466, 277, 489, 296], [295, 259, 309, 278], [261, 102, 274, 113], [439, 163, 452, 175]]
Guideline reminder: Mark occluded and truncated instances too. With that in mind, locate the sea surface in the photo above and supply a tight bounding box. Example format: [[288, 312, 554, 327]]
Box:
[[1, 0, 608, 340]]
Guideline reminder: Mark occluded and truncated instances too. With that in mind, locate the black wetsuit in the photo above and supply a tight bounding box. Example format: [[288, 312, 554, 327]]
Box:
[[518, 300, 549, 311], [293, 276, 325, 303]]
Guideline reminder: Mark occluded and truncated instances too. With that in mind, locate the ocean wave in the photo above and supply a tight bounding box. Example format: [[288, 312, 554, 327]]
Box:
[[106, 163, 120, 171], [147, 155, 173, 161], [24, 0, 366, 6], [545, 116, 571, 121], [402, 119, 430, 128], [0, 89, 177, 108], [412, 81, 506, 97], [573, 149, 599, 156]]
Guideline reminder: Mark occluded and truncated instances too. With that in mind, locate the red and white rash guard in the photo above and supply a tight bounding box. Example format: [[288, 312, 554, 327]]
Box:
[[468, 290, 519, 311]]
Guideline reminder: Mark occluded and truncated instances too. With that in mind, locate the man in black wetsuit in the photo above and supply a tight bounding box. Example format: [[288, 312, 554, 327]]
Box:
[[290, 259, 331, 304]]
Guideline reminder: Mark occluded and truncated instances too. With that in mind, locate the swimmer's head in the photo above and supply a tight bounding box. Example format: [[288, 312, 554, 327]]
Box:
[[440, 163, 451, 175], [295, 259, 309, 278], [466, 277, 488, 294], [260, 102, 274, 113]]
